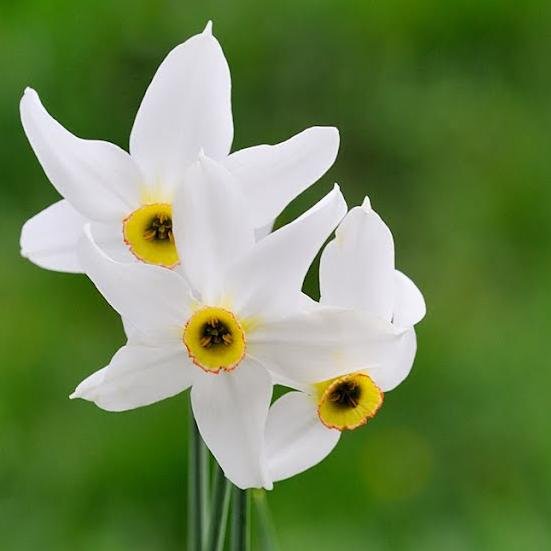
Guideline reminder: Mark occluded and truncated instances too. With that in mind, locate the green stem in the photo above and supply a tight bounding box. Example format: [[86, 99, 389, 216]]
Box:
[[205, 464, 232, 551], [188, 403, 210, 551], [252, 490, 279, 551], [199, 431, 210, 547], [230, 487, 250, 551]]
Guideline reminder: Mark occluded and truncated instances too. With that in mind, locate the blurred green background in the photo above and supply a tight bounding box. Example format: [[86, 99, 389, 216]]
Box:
[[1, 0, 550, 549]]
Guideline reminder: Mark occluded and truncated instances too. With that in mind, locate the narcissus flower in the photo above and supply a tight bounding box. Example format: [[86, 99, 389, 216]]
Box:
[[265, 198, 426, 483], [71, 165, 407, 490], [20, 22, 339, 273]]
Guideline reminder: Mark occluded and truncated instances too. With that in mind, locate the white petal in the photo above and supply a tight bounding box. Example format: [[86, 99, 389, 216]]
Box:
[[20, 200, 86, 273], [191, 359, 273, 490], [121, 317, 157, 346], [320, 197, 395, 320], [130, 23, 232, 188], [299, 292, 321, 311], [224, 127, 339, 227], [268, 372, 309, 391], [226, 185, 347, 319], [172, 155, 254, 300], [78, 226, 192, 341], [89, 221, 136, 264], [393, 270, 426, 328], [71, 344, 195, 411], [122, 317, 140, 340], [20, 88, 142, 221], [254, 220, 275, 241], [265, 391, 340, 482], [71, 367, 108, 400], [365, 327, 417, 392], [248, 307, 409, 385]]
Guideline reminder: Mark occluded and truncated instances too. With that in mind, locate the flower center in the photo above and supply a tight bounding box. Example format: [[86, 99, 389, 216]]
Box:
[[123, 203, 179, 268], [183, 307, 246, 373], [200, 318, 233, 348], [315, 373, 383, 431], [328, 380, 362, 409], [144, 213, 173, 242]]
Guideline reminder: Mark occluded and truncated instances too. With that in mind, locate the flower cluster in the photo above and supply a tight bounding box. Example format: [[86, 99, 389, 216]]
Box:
[[20, 22, 425, 490]]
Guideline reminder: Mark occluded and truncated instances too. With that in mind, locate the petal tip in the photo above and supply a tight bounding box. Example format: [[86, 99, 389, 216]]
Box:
[[329, 184, 347, 221], [202, 20, 213, 35], [325, 126, 340, 139], [22, 86, 37, 98], [330, 182, 346, 207], [311, 125, 339, 138], [20, 87, 39, 111], [308, 125, 340, 157], [361, 196, 372, 211]]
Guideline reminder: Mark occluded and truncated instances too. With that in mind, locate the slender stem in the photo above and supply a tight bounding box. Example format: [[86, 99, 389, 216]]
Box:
[[199, 430, 210, 548], [205, 464, 232, 551], [188, 402, 210, 551], [252, 490, 279, 551], [230, 487, 250, 551]]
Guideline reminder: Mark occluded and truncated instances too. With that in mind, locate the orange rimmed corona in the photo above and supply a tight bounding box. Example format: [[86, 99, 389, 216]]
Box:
[[315, 372, 383, 431]]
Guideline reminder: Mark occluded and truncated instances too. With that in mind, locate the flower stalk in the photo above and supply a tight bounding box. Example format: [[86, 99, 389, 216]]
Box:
[[230, 487, 250, 551], [205, 464, 232, 551], [188, 404, 210, 551], [252, 489, 279, 551]]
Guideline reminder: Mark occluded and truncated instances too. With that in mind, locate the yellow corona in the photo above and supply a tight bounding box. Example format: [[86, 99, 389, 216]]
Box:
[[315, 372, 383, 430], [183, 307, 246, 373], [123, 203, 179, 267]]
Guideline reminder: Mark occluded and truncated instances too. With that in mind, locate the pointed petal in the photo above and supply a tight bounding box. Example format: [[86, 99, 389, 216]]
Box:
[[265, 391, 340, 482], [224, 127, 339, 227], [78, 226, 192, 340], [226, 185, 347, 319], [320, 197, 395, 320], [191, 359, 273, 489], [248, 307, 410, 386], [71, 344, 195, 411], [20, 88, 142, 221], [130, 24, 233, 188], [172, 155, 254, 300], [20, 199, 86, 273], [393, 270, 426, 328]]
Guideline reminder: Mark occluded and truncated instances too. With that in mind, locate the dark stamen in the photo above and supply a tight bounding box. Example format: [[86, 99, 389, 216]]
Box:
[[329, 380, 362, 409], [200, 318, 233, 348], [144, 213, 173, 242]]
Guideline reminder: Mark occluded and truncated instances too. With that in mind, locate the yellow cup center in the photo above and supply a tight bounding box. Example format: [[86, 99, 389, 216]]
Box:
[[123, 203, 179, 268], [183, 307, 246, 373], [315, 372, 383, 431]]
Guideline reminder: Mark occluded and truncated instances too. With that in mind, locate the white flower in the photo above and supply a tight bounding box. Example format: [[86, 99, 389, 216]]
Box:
[[71, 165, 407, 490], [264, 197, 426, 483], [20, 22, 339, 273]]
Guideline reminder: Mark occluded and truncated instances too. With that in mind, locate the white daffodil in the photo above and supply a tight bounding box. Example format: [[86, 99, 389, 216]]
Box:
[[264, 197, 426, 484], [71, 163, 408, 490], [20, 22, 339, 273]]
